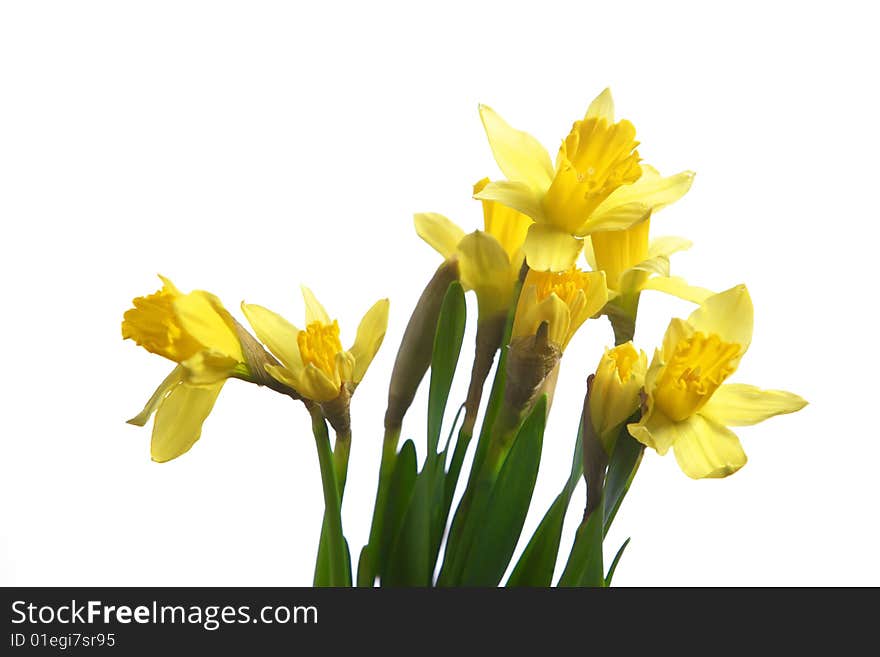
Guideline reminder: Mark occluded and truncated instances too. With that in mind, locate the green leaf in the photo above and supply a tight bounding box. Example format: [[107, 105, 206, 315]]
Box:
[[506, 490, 568, 587], [604, 429, 644, 534], [557, 501, 605, 587], [427, 281, 466, 454], [378, 439, 418, 583], [507, 411, 584, 587], [605, 538, 631, 587], [385, 457, 443, 586], [458, 396, 546, 586]]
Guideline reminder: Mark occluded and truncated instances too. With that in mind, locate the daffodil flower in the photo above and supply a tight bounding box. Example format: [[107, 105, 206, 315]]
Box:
[[475, 89, 695, 273], [242, 287, 389, 407], [512, 267, 608, 351], [414, 179, 531, 319], [122, 276, 250, 462], [628, 285, 807, 479]]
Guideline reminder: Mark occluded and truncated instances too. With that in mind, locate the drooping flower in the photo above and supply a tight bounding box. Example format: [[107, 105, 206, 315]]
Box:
[[122, 276, 250, 462], [242, 287, 389, 416], [476, 88, 695, 273], [628, 285, 807, 479]]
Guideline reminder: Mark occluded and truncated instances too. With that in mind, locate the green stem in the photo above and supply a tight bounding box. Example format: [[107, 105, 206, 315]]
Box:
[[310, 406, 345, 587], [333, 430, 351, 497], [356, 427, 400, 587]]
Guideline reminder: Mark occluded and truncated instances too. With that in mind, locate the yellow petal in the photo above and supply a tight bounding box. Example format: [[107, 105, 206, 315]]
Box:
[[474, 178, 533, 261], [618, 254, 671, 294], [563, 274, 609, 348], [700, 384, 808, 427], [593, 165, 694, 220], [457, 230, 513, 314], [240, 303, 304, 374], [672, 414, 748, 479], [627, 406, 679, 455], [474, 180, 546, 224], [414, 212, 466, 260], [530, 294, 571, 347], [301, 363, 341, 402], [181, 350, 239, 384], [174, 291, 243, 362], [522, 223, 583, 272], [349, 298, 390, 384], [581, 202, 651, 234], [127, 365, 185, 426], [585, 87, 614, 122], [301, 285, 331, 325], [336, 350, 356, 385], [478, 104, 554, 193], [687, 284, 753, 350], [265, 363, 301, 391], [648, 235, 692, 259], [583, 237, 597, 271], [642, 276, 714, 304], [150, 381, 224, 462]]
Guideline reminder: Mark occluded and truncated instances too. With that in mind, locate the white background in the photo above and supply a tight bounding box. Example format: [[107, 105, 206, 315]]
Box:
[[2, 1, 877, 587]]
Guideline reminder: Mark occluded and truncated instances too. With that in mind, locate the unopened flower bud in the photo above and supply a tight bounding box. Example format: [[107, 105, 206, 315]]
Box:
[[384, 260, 460, 432], [589, 341, 647, 452], [502, 321, 562, 422]]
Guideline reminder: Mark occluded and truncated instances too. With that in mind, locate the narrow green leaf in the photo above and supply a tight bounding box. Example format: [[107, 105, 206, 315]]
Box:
[[507, 411, 584, 587], [463, 274, 523, 494], [458, 396, 546, 586], [603, 430, 644, 534], [427, 282, 466, 454], [385, 457, 442, 586], [557, 502, 605, 588], [428, 406, 465, 574], [605, 538, 631, 587], [378, 440, 418, 583], [506, 490, 568, 587]]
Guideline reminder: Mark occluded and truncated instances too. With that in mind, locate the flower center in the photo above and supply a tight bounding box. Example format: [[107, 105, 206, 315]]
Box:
[[297, 321, 343, 379], [530, 267, 595, 306], [654, 332, 741, 422], [608, 342, 640, 382]]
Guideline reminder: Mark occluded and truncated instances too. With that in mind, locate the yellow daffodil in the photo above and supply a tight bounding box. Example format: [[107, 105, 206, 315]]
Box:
[[414, 179, 531, 319], [628, 285, 807, 479], [589, 342, 648, 450], [475, 88, 694, 273], [242, 287, 389, 405], [122, 276, 248, 462], [512, 267, 608, 351]]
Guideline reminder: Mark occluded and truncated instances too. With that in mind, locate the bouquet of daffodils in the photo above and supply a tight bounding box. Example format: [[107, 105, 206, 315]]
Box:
[[121, 89, 806, 587]]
